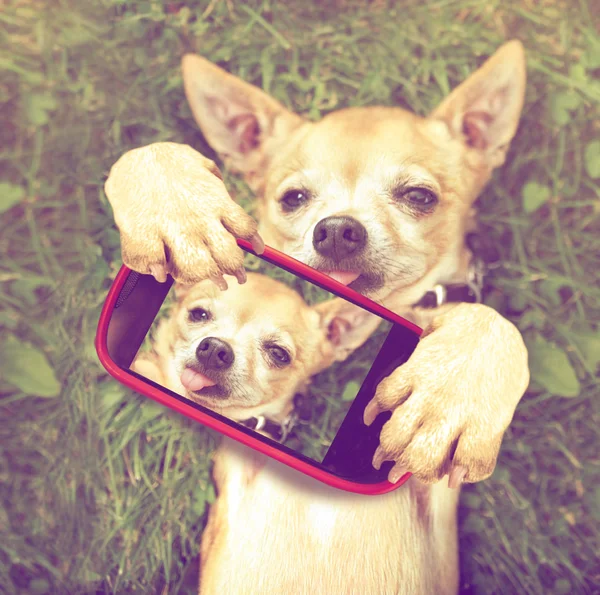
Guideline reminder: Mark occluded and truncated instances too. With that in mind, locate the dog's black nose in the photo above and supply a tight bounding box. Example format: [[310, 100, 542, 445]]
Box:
[[312, 216, 367, 260], [196, 337, 235, 370]]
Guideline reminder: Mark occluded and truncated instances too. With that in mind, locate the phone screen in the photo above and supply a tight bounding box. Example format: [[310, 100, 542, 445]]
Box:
[[126, 251, 410, 469]]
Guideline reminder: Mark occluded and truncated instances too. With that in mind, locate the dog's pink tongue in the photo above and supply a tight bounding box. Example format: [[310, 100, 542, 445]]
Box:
[[325, 271, 360, 286], [180, 368, 216, 392]]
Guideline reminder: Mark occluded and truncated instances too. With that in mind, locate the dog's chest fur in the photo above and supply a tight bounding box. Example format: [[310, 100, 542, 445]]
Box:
[[200, 442, 460, 595]]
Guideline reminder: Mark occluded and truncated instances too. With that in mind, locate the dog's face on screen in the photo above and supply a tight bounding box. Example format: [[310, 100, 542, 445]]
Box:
[[182, 41, 526, 304], [153, 273, 379, 418]]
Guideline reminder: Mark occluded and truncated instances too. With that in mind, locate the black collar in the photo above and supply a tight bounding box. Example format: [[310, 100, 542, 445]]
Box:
[[413, 282, 480, 309], [412, 232, 498, 309], [238, 413, 297, 442], [237, 394, 312, 443]]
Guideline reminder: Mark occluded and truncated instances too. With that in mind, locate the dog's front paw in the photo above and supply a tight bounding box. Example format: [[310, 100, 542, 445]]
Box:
[[364, 303, 530, 487], [105, 142, 263, 286]]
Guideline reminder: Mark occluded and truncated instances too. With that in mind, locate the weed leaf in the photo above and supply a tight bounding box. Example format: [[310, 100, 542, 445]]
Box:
[[527, 335, 580, 397], [583, 38, 600, 69], [584, 140, 600, 179], [569, 327, 600, 371], [522, 181, 551, 213], [342, 380, 361, 401], [0, 334, 60, 397], [0, 182, 25, 214], [549, 90, 580, 126], [24, 93, 58, 126], [568, 64, 587, 83]]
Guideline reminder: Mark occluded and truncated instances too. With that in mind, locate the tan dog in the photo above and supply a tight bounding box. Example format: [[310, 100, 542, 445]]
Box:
[[132, 272, 380, 423], [105, 41, 530, 594]]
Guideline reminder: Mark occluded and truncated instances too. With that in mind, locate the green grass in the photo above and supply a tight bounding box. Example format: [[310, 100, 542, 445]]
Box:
[[1, 0, 599, 593]]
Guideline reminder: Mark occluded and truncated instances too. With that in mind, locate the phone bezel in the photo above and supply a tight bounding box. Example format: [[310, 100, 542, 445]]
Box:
[[95, 239, 422, 494]]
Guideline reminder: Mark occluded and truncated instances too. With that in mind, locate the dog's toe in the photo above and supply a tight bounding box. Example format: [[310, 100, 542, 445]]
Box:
[[378, 411, 460, 484], [364, 366, 413, 426], [202, 225, 250, 278], [373, 404, 504, 485], [120, 230, 168, 278], [167, 235, 223, 285], [449, 430, 503, 484]]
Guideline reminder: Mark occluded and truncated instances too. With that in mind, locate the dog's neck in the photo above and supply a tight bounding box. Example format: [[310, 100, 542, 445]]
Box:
[[208, 397, 296, 425], [382, 237, 474, 320]]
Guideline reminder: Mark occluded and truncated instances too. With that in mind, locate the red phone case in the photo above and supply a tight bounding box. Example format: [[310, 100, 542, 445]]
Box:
[[96, 239, 422, 494]]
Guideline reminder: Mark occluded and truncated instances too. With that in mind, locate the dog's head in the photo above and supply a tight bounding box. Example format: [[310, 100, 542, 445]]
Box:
[[182, 41, 526, 304], [155, 273, 380, 420]]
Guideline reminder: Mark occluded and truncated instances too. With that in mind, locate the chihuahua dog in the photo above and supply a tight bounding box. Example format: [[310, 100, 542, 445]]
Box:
[[132, 272, 380, 423], [105, 41, 530, 593]]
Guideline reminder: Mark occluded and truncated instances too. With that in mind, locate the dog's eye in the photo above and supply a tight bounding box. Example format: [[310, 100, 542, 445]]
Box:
[[280, 189, 309, 212], [268, 345, 291, 366], [404, 188, 438, 208], [188, 308, 211, 323]]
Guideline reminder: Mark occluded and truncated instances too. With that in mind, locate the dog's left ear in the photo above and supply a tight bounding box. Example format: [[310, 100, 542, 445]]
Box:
[[182, 54, 305, 193], [173, 282, 194, 301], [314, 298, 382, 362], [429, 40, 527, 169]]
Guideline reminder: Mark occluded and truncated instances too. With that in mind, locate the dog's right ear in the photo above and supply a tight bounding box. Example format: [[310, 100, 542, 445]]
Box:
[[314, 298, 382, 363], [429, 40, 527, 170], [182, 55, 305, 192]]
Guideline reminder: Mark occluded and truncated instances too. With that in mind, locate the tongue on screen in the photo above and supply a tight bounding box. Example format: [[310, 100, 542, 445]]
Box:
[[325, 271, 360, 286], [180, 368, 216, 392]]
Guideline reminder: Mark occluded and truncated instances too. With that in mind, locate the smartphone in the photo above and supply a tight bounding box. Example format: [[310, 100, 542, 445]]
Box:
[[96, 239, 422, 494]]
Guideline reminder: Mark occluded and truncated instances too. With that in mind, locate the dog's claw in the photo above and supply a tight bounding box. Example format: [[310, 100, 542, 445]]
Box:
[[363, 399, 380, 426], [234, 268, 247, 285], [250, 233, 265, 255], [149, 264, 168, 283], [448, 465, 467, 489], [210, 275, 228, 291], [388, 462, 408, 484], [372, 446, 386, 470]]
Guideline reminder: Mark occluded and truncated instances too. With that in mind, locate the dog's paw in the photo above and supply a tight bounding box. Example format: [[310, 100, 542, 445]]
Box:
[[104, 142, 263, 286], [364, 303, 530, 487]]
